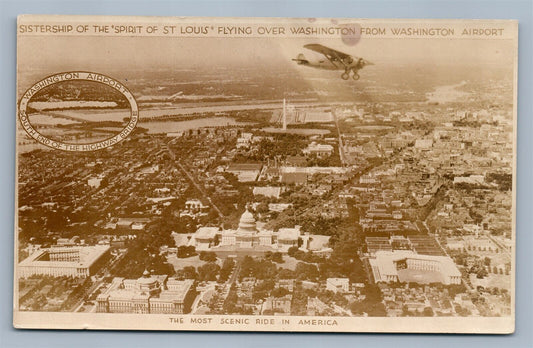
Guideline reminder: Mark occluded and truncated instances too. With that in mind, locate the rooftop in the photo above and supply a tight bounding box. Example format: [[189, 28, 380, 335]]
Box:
[[227, 163, 263, 171], [19, 245, 110, 269]]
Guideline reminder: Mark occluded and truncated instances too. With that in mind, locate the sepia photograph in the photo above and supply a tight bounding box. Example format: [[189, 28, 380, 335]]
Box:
[[14, 15, 517, 333]]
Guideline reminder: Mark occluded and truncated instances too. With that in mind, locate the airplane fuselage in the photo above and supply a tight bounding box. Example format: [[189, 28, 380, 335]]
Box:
[[293, 47, 372, 80], [298, 55, 363, 70], [295, 56, 348, 70], [300, 58, 342, 70]]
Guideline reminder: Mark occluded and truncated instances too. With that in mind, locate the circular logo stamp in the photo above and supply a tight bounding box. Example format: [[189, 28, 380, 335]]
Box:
[[18, 71, 138, 152]]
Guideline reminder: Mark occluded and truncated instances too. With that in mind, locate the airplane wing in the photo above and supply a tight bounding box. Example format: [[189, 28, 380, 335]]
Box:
[[303, 44, 352, 61]]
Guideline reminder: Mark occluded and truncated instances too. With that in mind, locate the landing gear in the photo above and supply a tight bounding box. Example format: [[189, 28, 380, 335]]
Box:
[[341, 72, 349, 80], [352, 73, 360, 80]]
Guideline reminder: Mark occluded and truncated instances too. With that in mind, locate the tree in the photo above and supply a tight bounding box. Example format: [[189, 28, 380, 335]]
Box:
[[422, 307, 434, 317], [295, 262, 319, 281], [199, 251, 217, 262], [271, 252, 283, 263], [293, 250, 306, 260], [177, 245, 196, 258], [476, 268, 488, 279], [287, 246, 299, 257], [354, 284, 387, 317], [223, 284, 239, 314], [176, 266, 197, 280], [197, 262, 220, 282], [111, 243, 174, 278], [256, 203, 269, 214], [239, 256, 278, 281], [219, 258, 235, 283], [277, 268, 295, 279], [271, 287, 289, 298], [454, 304, 469, 316], [483, 257, 491, 267], [253, 279, 275, 301]]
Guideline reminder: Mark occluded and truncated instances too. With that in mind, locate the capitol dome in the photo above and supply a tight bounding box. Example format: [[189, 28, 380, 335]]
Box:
[[238, 209, 257, 233]]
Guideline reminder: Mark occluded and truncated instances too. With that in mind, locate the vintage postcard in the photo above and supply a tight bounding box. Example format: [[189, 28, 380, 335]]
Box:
[[14, 15, 517, 333]]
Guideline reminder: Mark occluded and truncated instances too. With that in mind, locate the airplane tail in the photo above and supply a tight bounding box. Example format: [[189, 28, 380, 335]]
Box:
[[292, 53, 309, 65]]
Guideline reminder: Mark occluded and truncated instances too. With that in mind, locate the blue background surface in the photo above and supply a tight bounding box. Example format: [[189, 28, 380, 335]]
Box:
[[1, 1, 531, 347]]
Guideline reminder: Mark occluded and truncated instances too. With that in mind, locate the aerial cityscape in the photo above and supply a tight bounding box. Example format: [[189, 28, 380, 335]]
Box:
[[16, 35, 514, 319]]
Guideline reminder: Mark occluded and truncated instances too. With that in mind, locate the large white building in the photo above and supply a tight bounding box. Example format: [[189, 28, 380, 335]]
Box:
[[303, 142, 334, 158], [369, 250, 462, 285], [96, 272, 195, 314], [226, 163, 263, 182], [18, 245, 110, 278], [326, 278, 350, 294], [191, 209, 300, 252]]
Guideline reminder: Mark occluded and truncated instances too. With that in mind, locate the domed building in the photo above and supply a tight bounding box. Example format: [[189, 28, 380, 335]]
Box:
[[237, 209, 257, 232], [192, 208, 300, 251], [96, 270, 196, 314], [137, 270, 160, 295]]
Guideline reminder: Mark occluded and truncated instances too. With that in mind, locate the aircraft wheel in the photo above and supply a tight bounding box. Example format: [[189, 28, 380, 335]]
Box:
[[352, 73, 360, 80], [341, 72, 349, 80]]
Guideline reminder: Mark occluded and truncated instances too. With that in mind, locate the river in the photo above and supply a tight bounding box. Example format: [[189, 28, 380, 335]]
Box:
[[142, 117, 253, 134]]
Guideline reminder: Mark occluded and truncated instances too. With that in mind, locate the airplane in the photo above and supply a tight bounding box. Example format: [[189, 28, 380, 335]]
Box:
[[292, 44, 373, 80]]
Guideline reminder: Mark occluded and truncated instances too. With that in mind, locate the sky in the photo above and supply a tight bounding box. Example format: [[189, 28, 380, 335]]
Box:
[[18, 35, 516, 76]]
